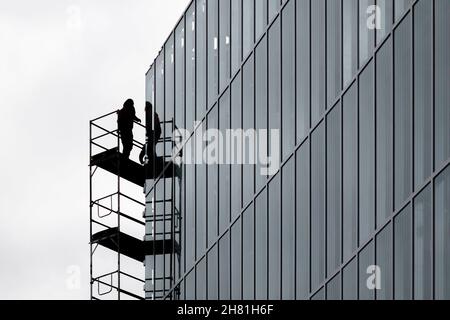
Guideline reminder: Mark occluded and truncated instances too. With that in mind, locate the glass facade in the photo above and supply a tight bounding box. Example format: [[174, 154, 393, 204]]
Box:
[[144, 0, 450, 300]]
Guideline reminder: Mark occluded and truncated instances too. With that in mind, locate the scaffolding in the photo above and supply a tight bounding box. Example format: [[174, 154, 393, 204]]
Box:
[[89, 110, 181, 300]]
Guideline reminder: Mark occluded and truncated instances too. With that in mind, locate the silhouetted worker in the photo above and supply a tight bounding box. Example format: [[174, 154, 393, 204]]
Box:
[[118, 99, 141, 159], [139, 101, 162, 165]]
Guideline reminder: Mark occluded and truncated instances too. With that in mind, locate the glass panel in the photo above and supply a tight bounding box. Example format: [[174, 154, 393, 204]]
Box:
[[207, 106, 219, 247], [376, 0, 393, 44], [327, 0, 342, 107], [198, 143, 207, 253], [311, 0, 326, 125], [219, 233, 231, 299], [359, 0, 375, 66], [231, 218, 242, 299], [243, 0, 254, 58], [312, 122, 325, 291], [185, 270, 196, 299], [231, 73, 242, 219], [395, 0, 412, 21], [343, 258, 357, 300], [376, 38, 393, 227], [414, 0, 433, 189], [359, 241, 375, 300], [175, 20, 185, 131], [435, 0, 450, 168], [359, 62, 375, 244], [327, 104, 341, 276], [297, 142, 310, 299], [414, 184, 433, 300], [197, 0, 207, 115], [311, 288, 325, 300], [243, 55, 255, 207], [207, 0, 219, 109], [343, 0, 358, 86], [376, 223, 393, 300], [343, 83, 358, 260], [256, 190, 268, 299], [243, 204, 255, 299], [219, 90, 231, 235], [281, 1, 296, 161], [268, 0, 280, 21], [197, 258, 206, 300], [165, 34, 175, 123], [256, 37, 268, 191], [256, 0, 268, 39], [207, 245, 219, 299], [394, 15, 412, 210], [282, 157, 295, 299], [268, 18, 281, 162], [219, 0, 231, 92], [268, 173, 281, 299], [435, 165, 450, 299], [326, 274, 341, 300], [231, 0, 242, 74], [394, 204, 413, 300], [296, 0, 310, 142], [186, 4, 196, 130]]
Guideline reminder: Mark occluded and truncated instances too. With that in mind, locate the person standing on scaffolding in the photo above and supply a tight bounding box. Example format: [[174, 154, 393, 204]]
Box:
[[140, 101, 162, 165], [118, 99, 141, 159]]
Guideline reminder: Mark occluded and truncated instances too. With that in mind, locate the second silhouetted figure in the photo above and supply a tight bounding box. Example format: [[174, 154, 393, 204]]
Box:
[[118, 99, 141, 159]]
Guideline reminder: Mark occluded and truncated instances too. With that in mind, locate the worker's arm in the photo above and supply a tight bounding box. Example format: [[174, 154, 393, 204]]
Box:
[[134, 116, 142, 123]]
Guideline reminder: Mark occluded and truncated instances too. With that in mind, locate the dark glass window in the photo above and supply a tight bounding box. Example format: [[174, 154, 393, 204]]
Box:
[[207, 0, 219, 109], [207, 245, 219, 299], [231, 0, 242, 74], [255, 189, 268, 299], [343, 0, 358, 86], [327, 0, 342, 107], [231, 218, 242, 299], [327, 104, 341, 276], [376, 223, 393, 300], [243, 55, 255, 207], [296, 142, 310, 299], [268, 173, 281, 299], [435, 165, 450, 299], [376, 38, 393, 227], [311, 0, 326, 126], [219, 0, 231, 92], [359, 62, 375, 244], [312, 122, 325, 291], [414, 184, 433, 300], [414, 0, 433, 189], [394, 15, 412, 210], [435, 0, 450, 169], [359, 241, 375, 300], [394, 204, 413, 300], [282, 157, 295, 299], [242, 204, 255, 299], [281, 1, 296, 161], [343, 258, 357, 300], [219, 233, 231, 300], [296, 0, 310, 142], [343, 83, 358, 260]]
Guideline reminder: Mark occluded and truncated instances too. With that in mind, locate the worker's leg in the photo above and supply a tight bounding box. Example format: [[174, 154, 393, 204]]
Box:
[[121, 132, 133, 158]]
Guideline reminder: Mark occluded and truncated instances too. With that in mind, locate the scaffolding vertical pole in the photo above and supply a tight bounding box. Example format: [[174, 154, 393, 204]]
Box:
[[89, 120, 93, 300], [117, 115, 121, 301]]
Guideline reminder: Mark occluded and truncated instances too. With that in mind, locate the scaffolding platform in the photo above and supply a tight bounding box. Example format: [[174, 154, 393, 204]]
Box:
[[92, 227, 180, 262]]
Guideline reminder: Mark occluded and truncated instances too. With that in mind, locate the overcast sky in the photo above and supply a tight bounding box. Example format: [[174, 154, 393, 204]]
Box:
[[0, 0, 189, 300]]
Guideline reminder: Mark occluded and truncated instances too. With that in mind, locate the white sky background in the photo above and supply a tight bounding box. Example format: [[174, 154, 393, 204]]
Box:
[[0, 0, 190, 299]]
